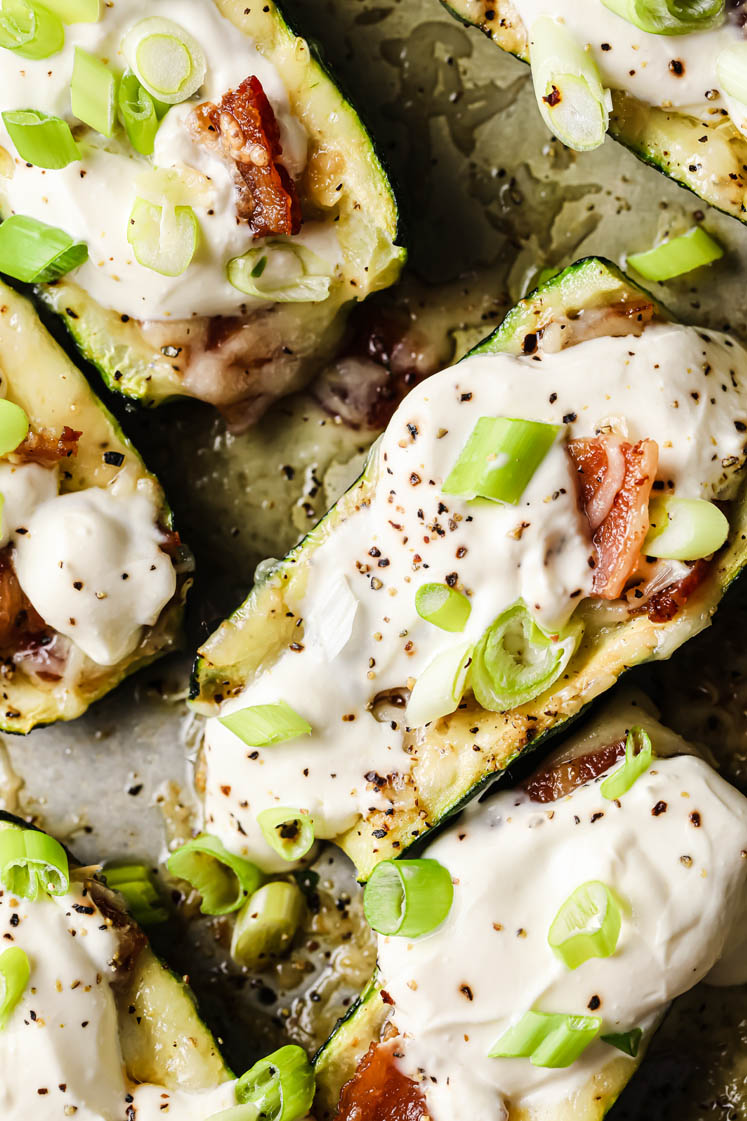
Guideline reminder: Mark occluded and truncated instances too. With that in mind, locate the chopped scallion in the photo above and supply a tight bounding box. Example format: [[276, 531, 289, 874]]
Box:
[[489, 1009, 601, 1067], [600, 726, 653, 801], [0, 399, 29, 456], [0, 946, 29, 1030], [118, 71, 159, 155], [0, 214, 87, 283], [71, 46, 117, 137], [167, 834, 262, 916], [443, 415, 560, 504], [220, 701, 312, 748], [602, 0, 724, 34], [228, 243, 333, 303], [230, 881, 304, 969], [364, 858, 454, 937], [0, 0, 64, 60], [644, 496, 729, 561], [122, 16, 206, 105], [2, 108, 79, 169], [256, 808, 315, 863], [235, 1045, 316, 1121], [104, 862, 168, 925], [415, 582, 471, 632], [627, 227, 723, 282], [127, 197, 198, 277], [0, 825, 69, 900], [601, 1028, 643, 1057], [42, 0, 100, 21], [529, 16, 610, 151], [305, 572, 358, 660], [405, 639, 473, 727], [548, 881, 623, 970], [718, 41, 747, 104]]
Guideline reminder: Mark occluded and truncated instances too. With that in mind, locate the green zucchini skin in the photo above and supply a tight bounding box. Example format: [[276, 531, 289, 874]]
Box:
[[190, 256, 747, 880], [440, 0, 747, 224]]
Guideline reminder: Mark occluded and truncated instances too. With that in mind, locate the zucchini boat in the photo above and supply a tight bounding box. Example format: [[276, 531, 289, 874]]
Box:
[[0, 0, 404, 425], [313, 695, 747, 1121], [191, 256, 747, 879], [0, 280, 188, 734], [442, 0, 747, 223]]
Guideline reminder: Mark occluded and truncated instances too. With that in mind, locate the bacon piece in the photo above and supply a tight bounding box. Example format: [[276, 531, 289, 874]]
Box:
[[192, 76, 301, 239], [0, 549, 48, 652], [522, 740, 626, 803], [639, 559, 710, 623], [15, 425, 81, 465], [335, 1041, 427, 1121], [569, 436, 658, 599]]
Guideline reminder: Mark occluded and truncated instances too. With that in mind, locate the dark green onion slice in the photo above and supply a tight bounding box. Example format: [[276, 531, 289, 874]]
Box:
[[1, 109, 79, 169], [363, 858, 454, 938], [167, 834, 263, 916], [230, 881, 304, 969], [0, 399, 29, 456], [219, 701, 312, 748], [443, 415, 560, 504], [42, 0, 100, 21], [405, 639, 473, 727], [0, 214, 87, 283], [530, 16, 610, 151], [104, 862, 168, 925], [256, 808, 315, 863], [627, 227, 723, 282], [0, 826, 69, 900], [644, 496, 729, 561], [601, 1028, 643, 1057], [415, 582, 471, 632], [602, 0, 724, 34], [0, 946, 29, 1030], [470, 602, 581, 712], [122, 16, 206, 106], [71, 46, 116, 137], [127, 197, 198, 277], [118, 71, 159, 156], [235, 1045, 315, 1121], [600, 726, 653, 801], [548, 881, 623, 969], [0, 0, 64, 60], [489, 1009, 601, 1068]]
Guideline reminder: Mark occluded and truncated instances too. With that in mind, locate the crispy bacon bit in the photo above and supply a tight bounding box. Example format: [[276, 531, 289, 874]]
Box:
[[15, 426, 81, 465], [522, 740, 626, 803], [0, 549, 49, 652], [192, 76, 301, 239], [636, 559, 710, 624], [569, 436, 658, 599], [334, 1041, 427, 1121]]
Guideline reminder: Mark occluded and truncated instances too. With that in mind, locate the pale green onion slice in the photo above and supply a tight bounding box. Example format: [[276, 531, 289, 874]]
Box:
[[644, 496, 728, 561], [71, 46, 116, 137], [257, 808, 315, 863], [220, 702, 312, 748], [548, 881, 623, 969], [118, 72, 158, 155], [103, 862, 168, 925], [471, 602, 581, 712], [406, 640, 473, 727], [0, 214, 87, 282], [230, 881, 304, 969], [42, 0, 99, 21], [122, 16, 206, 105], [0, 826, 69, 900], [127, 197, 198, 277], [235, 1045, 315, 1121], [415, 582, 471, 632], [1, 109, 79, 169], [167, 834, 262, 915], [718, 41, 747, 103], [602, 0, 724, 34], [627, 227, 723, 282], [602, 1028, 642, 1057], [530, 16, 610, 151], [0, 0, 64, 59], [489, 1009, 601, 1068], [601, 726, 653, 801], [305, 572, 358, 660], [135, 164, 214, 207], [443, 416, 560, 504], [228, 243, 333, 304], [0, 946, 29, 1030], [0, 400, 29, 456], [364, 858, 454, 937]]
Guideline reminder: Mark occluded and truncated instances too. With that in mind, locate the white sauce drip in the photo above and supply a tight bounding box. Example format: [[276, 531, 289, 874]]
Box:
[[376, 743, 747, 1121], [0, 0, 340, 320], [203, 323, 747, 870], [0, 463, 58, 549]]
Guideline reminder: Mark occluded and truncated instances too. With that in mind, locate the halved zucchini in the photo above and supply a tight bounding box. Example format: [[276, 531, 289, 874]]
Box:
[[0, 281, 188, 733], [442, 0, 747, 223], [190, 257, 747, 880]]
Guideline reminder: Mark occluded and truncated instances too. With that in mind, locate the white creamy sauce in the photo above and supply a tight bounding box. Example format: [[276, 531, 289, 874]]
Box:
[[0, 0, 338, 319], [13, 484, 176, 666], [0, 877, 237, 1120], [376, 745, 747, 1121], [203, 323, 747, 870], [513, 0, 743, 126], [0, 463, 58, 549]]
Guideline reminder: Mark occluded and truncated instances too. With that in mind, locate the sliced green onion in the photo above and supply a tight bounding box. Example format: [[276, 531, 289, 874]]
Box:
[[41, 0, 100, 21], [104, 863, 168, 925], [135, 164, 213, 207], [602, 0, 724, 34], [443, 416, 560, 505], [118, 71, 159, 155], [600, 726, 653, 801], [489, 1009, 601, 1068], [230, 880, 304, 969], [1, 109, 79, 169], [228, 243, 333, 304], [305, 572, 358, 660], [71, 46, 116, 137], [627, 227, 723, 282], [0, 826, 69, 900], [0, 214, 87, 282], [529, 16, 610, 152], [0, 946, 29, 1029], [0, 400, 29, 456], [127, 197, 197, 277], [0, 0, 64, 60], [364, 858, 453, 938], [122, 16, 206, 105], [257, 808, 315, 863], [235, 1045, 315, 1121], [167, 834, 262, 916], [406, 640, 473, 727], [644, 496, 728, 561], [415, 582, 471, 632], [219, 702, 312, 748], [602, 1028, 642, 1057], [470, 602, 581, 712], [718, 41, 747, 103], [548, 881, 623, 970]]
